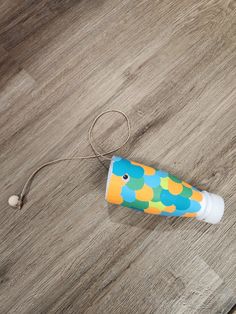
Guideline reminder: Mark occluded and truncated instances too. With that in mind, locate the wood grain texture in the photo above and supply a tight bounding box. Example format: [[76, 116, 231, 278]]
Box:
[[0, 0, 236, 313]]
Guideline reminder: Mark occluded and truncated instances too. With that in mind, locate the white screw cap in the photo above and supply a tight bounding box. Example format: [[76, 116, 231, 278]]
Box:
[[197, 191, 225, 224]]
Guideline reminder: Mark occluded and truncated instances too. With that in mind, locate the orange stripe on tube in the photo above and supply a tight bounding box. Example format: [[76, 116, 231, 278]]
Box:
[[136, 184, 153, 202], [144, 207, 161, 215], [168, 179, 183, 195], [191, 190, 203, 202], [106, 174, 124, 204], [183, 213, 197, 218]]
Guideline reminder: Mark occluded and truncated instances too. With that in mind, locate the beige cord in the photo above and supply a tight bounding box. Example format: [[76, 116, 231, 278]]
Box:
[[8, 110, 131, 209]]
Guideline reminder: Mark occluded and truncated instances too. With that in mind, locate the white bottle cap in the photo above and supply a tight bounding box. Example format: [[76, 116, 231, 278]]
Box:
[[197, 191, 224, 224]]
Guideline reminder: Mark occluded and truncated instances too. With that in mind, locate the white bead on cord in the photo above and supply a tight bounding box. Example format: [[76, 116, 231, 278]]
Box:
[[8, 195, 21, 208], [8, 110, 131, 209]]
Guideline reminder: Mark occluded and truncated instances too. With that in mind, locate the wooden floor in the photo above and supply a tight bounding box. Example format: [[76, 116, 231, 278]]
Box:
[[0, 0, 236, 313]]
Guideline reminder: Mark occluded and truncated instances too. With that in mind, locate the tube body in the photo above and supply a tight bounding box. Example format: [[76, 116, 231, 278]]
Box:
[[105, 156, 224, 224]]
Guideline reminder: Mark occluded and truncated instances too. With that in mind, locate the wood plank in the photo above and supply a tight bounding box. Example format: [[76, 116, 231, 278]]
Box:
[[0, 0, 235, 313]]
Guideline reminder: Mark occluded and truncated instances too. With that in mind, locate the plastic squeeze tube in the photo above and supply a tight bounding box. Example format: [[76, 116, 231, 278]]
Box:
[[105, 156, 224, 224]]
